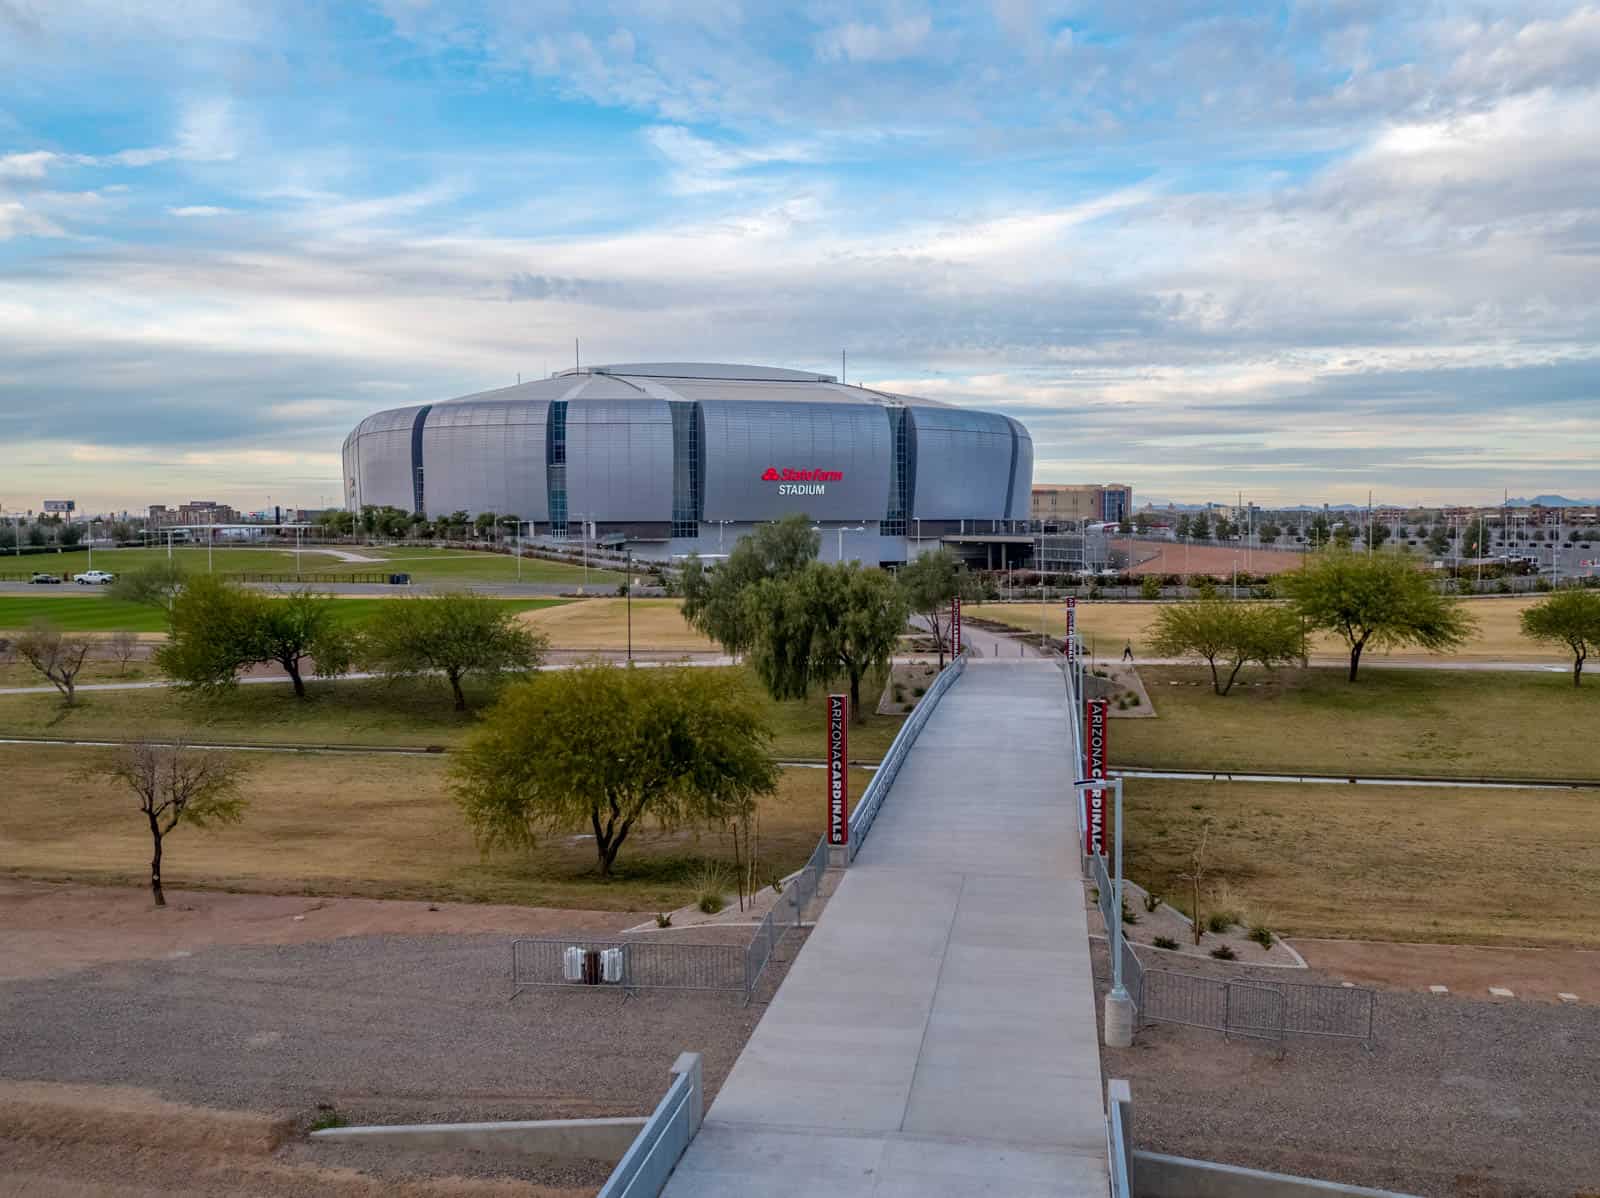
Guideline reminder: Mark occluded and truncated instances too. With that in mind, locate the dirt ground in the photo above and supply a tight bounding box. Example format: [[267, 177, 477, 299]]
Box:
[[0, 879, 636, 983], [1113, 538, 1307, 576], [1296, 939, 1598, 1003], [0, 880, 808, 1197], [1094, 946, 1600, 1198]]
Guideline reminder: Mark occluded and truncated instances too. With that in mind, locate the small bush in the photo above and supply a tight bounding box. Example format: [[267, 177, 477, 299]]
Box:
[[1206, 912, 1237, 934], [892, 684, 905, 701], [1153, 935, 1179, 951], [1209, 944, 1237, 961], [1139, 575, 1162, 600], [1248, 925, 1274, 949], [655, 912, 673, 928], [309, 1104, 346, 1132], [1125, 692, 1141, 707], [1142, 891, 1161, 913], [690, 863, 730, 914], [912, 685, 926, 697], [1120, 899, 1139, 925]]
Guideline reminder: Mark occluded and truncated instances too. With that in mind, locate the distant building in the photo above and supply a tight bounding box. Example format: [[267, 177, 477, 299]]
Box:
[[1031, 484, 1133, 525], [147, 500, 240, 527]]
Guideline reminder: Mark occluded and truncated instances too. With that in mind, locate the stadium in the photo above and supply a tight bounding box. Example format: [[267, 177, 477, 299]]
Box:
[[342, 363, 1034, 565]]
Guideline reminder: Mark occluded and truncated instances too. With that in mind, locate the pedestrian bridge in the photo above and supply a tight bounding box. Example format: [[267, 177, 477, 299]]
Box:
[[661, 658, 1108, 1197]]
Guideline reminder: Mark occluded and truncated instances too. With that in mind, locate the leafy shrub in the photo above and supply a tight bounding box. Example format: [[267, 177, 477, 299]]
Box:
[[1153, 935, 1179, 951], [912, 685, 926, 697], [1125, 692, 1141, 707], [1142, 891, 1161, 913], [655, 912, 673, 928], [1248, 925, 1274, 949], [1140, 575, 1162, 600], [690, 863, 730, 914], [1206, 912, 1237, 934], [1209, 944, 1237, 961], [1120, 899, 1139, 925]]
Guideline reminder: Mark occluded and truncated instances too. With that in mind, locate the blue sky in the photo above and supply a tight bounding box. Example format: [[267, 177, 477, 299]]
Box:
[[2, 1, 1598, 512]]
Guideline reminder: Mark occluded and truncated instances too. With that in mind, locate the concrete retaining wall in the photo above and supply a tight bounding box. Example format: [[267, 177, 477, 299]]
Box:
[[311, 1116, 647, 1162], [1133, 1151, 1419, 1198]]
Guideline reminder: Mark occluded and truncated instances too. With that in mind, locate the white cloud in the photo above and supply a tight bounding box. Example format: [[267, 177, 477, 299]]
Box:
[[0, 200, 64, 239], [0, 150, 61, 180], [815, 15, 932, 63], [169, 205, 233, 217]]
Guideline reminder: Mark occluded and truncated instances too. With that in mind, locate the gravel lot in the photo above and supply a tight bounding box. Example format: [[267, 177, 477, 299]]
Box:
[[0, 929, 805, 1193], [1093, 945, 1600, 1197]]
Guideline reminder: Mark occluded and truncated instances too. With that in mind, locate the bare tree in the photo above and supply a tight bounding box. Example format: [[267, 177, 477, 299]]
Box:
[[107, 629, 141, 676], [1176, 821, 1213, 946], [15, 620, 93, 705], [87, 741, 249, 906]]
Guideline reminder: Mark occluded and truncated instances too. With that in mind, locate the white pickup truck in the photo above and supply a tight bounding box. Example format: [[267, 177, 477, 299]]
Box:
[[73, 570, 116, 585]]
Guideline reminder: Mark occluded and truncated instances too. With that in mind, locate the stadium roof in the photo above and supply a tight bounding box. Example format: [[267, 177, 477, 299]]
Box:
[[434, 363, 950, 410]]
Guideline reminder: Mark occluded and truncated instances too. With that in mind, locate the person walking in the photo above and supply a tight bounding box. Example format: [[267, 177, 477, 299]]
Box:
[[1122, 640, 1134, 663]]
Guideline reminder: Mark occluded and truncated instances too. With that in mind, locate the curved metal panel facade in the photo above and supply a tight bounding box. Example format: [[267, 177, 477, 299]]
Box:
[[342, 365, 1033, 532], [565, 397, 674, 522], [906, 407, 1015, 520], [700, 400, 891, 522], [422, 399, 551, 521], [348, 405, 424, 513]]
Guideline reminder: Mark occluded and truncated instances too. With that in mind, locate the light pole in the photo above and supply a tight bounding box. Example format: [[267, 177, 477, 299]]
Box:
[[625, 549, 633, 662], [501, 517, 522, 583], [1072, 774, 1132, 1047], [811, 523, 866, 563]]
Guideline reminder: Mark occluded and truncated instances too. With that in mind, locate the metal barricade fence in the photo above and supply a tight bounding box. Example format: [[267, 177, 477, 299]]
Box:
[[513, 836, 835, 1004], [1139, 968, 1374, 1047], [847, 651, 968, 859]]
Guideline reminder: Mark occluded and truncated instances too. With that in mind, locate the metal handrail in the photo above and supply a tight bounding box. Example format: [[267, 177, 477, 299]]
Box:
[[846, 650, 968, 859], [598, 1055, 702, 1198]]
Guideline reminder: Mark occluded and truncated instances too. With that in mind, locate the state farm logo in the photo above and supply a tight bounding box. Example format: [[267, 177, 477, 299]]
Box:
[[762, 466, 842, 496]]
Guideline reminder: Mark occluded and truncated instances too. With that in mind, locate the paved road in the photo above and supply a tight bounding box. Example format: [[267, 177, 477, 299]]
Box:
[[662, 659, 1107, 1197]]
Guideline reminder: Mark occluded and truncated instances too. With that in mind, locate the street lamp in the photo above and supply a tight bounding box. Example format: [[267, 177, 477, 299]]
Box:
[[811, 523, 866, 563], [500, 517, 522, 583], [1072, 774, 1132, 1048]]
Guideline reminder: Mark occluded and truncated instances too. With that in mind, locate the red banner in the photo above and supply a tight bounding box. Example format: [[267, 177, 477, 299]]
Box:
[[827, 694, 849, 846], [1065, 596, 1078, 665], [1083, 697, 1109, 856], [950, 595, 962, 656]]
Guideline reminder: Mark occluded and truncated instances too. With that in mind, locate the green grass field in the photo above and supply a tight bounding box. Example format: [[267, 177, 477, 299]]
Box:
[[0, 743, 870, 911], [0, 595, 567, 634], [1124, 777, 1600, 947], [0, 665, 904, 760], [24, 545, 625, 587], [1116, 665, 1600, 781]]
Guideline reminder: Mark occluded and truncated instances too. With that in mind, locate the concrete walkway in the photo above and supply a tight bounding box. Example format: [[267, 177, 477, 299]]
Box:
[[663, 659, 1106, 1197]]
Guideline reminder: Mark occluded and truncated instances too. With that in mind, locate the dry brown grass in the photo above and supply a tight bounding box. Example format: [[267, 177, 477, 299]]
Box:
[[966, 596, 1568, 662], [0, 745, 861, 911], [518, 598, 720, 652], [1124, 777, 1600, 948], [1113, 538, 1307, 576]]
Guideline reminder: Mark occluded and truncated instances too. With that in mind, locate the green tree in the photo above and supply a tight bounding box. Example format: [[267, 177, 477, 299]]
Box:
[[897, 547, 979, 667], [1461, 517, 1492, 558], [451, 664, 779, 877], [1139, 575, 1162, 600], [60, 523, 84, 546], [1258, 522, 1281, 545], [1174, 514, 1192, 539], [808, 563, 910, 721], [26, 524, 46, 547], [109, 561, 185, 614], [1148, 601, 1304, 695], [474, 510, 499, 538], [85, 740, 248, 907], [1364, 523, 1391, 551], [680, 514, 820, 656], [1280, 551, 1475, 681], [1133, 512, 1154, 534], [1213, 516, 1235, 541], [1520, 589, 1600, 687], [1426, 525, 1451, 557], [1117, 516, 1133, 535], [156, 577, 355, 699], [1308, 515, 1331, 547], [360, 592, 549, 710], [1188, 513, 1212, 541]]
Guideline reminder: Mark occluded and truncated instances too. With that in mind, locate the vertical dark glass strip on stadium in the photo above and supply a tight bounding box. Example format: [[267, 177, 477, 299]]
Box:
[[670, 401, 702, 537], [409, 404, 432, 515], [883, 406, 910, 536], [546, 400, 568, 535], [1003, 418, 1019, 523]]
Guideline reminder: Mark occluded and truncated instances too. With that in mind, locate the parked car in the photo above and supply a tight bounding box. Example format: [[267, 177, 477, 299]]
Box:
[[73, 570, 116, 585], [29, 572, 62, 584]]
